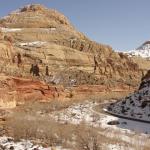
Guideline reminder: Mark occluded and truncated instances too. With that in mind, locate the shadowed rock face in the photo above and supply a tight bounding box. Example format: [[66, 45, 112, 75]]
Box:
[[107, 70, 150, 122], [140, 70, 150, 83], [140, 72, 149, 90], [0, 4, 142, 88]]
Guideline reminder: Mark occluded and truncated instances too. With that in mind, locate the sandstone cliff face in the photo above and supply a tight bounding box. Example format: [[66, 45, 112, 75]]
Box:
[[0, 74, 69, 108], [0, 4, 142, 88], [0, 74, 134, 109], [0, 41, 12, 60]]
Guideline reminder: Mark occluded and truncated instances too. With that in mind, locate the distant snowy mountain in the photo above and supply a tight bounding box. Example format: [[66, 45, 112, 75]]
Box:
[[127, 41, 150, 58]]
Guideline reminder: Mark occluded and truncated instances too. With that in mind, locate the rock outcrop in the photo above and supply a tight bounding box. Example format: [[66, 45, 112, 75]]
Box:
[[107, 70, 150, 122], [0, 74, 68, 108], [0, 74, 133, 108], [0, 4, 143, 89], [0, 69, 133, 108]]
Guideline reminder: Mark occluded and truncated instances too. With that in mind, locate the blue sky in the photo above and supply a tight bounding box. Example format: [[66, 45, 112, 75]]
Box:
[[0, 0, 150, 51]]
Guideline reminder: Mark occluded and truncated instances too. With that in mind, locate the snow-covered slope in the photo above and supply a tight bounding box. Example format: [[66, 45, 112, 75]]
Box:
[[127, 41, 150, 58], [107, 70, 150, 122]]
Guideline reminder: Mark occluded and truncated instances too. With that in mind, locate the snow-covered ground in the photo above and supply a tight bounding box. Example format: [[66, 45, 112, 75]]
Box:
[[49, 100, 150, 149], [50, 101, 102, 127], [49, 101, 150, 134], [103, 144, 134, 150], [0, 136, 68, 150]]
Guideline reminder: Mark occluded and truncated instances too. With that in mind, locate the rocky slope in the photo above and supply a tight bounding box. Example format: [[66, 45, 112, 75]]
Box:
[[107, 70, 150, 122], [0, 4, 143, 89]]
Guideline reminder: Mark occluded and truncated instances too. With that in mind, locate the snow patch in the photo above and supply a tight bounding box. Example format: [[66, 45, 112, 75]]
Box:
[[18, 41, 47, 47], [127, 49, 150, 58], [0, 136, 68, 150], [104, 144, 133, 150], [0, 28, 22, 32]]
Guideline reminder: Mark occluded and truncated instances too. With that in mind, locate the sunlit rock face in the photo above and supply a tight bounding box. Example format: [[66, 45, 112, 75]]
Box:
[[0, 4, 142, 88]]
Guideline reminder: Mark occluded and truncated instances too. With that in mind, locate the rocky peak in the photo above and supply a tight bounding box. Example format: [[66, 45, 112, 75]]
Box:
[[126, 41, 150, 58], [136, 41, 150, 51], [20, 4, 48, 12], [0, 4, 71, 28], [142, 41, 150, 46]]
